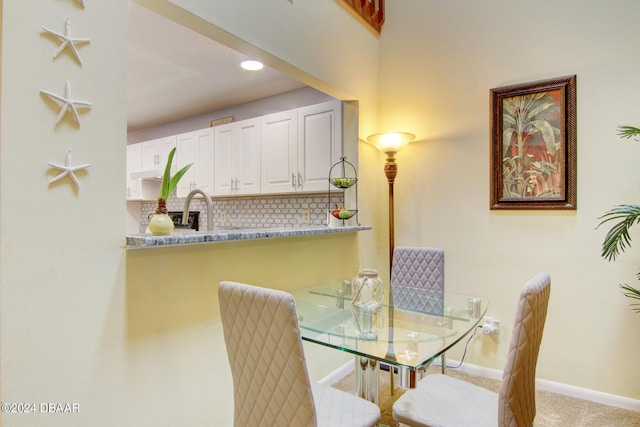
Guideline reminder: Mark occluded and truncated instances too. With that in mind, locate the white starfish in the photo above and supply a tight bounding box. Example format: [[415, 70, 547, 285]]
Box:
[[48, 150, 92, 190], [42, 18, 90, 65], [41, 80, 92, 126]]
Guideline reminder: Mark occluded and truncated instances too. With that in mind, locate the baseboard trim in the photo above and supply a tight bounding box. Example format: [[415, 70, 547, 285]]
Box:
[[317, 360, 354, 385], [321, 359, 640, 412], [443, 360, 640, 412]]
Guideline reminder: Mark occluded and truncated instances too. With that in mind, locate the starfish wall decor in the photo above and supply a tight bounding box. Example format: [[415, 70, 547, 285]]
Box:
[[41, 80, 92, 126], [42, 0, 92, 194], [42, 18, 90, 65], [48, 150, 92, 190]]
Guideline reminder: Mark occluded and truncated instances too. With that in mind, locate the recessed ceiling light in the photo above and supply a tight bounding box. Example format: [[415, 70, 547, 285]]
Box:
[[241, 60, 264, 71]]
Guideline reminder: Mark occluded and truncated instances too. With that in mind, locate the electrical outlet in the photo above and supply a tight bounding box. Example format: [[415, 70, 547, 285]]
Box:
[[482, 316, 500, 335], [302, 209, 310, 224]]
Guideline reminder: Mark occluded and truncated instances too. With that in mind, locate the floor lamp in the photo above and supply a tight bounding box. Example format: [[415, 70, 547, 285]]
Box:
[[366, 131, 415, 395]]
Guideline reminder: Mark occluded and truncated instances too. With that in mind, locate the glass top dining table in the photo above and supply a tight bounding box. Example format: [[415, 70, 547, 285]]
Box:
[[291, 280, 489, 402]]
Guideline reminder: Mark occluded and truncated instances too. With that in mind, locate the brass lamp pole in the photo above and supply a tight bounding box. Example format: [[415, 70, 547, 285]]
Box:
[[367, 131, 415, 395], [383, 149, 399, 280]]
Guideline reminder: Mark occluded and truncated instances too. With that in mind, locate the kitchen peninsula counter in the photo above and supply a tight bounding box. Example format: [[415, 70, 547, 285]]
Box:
[[126, 225, 372, 249]]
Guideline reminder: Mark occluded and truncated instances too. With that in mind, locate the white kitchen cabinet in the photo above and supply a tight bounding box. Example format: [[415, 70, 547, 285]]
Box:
[[214, 118, 261, 196], [141, 135, 176, 176], [126, 143, 143, 200], [260, 109, 298, 194], [297, 100, 343, 192], [261, 100, 342, 194], [176, 128, 214, 197], [127, 100, 344, 200]]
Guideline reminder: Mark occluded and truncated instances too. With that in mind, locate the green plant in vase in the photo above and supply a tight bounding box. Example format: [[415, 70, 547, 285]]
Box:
[[148, 147, 192, 236]]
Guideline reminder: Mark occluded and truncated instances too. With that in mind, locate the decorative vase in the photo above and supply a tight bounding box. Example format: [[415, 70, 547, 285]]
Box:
[[148, 213, 175, 236], [351, 268, 384, 340]]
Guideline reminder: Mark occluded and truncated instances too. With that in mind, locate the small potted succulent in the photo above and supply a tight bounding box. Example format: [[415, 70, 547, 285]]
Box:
[[147, 147, 192, 236]]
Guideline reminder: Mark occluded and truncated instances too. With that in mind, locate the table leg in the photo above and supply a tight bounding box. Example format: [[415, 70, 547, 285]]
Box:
[[354, 356, 379, 405], [397, 366, 417, 388], [398, 361, 432, 389]]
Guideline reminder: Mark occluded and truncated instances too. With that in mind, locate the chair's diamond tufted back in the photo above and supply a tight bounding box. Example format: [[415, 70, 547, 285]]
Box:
[[219, 281, 317, 427], [498, 272, 551, 427], [391, 247, 445, 315]]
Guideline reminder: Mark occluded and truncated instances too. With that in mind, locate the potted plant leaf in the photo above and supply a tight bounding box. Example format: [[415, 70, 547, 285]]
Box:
[[147, 147, 192, 236], [598, 125, 640, 312]]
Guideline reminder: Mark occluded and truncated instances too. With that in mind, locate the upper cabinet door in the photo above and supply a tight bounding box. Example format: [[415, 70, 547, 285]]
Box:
[[176, 128, 214, 198], [194, 128, 215, 196], [214, 119, 261, 196], [213, 123, 236, 196], [126, 143, 143, 200], [236, 118, 261, 195], [141, 135, 176, 174], [175, 131, 197, 197], [260, 109, 298, 194], [261, 102, 343, 194], [297, 100, 343, 192]]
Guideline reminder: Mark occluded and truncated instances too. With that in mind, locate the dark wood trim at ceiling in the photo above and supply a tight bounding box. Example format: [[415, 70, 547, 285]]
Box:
[[338, 0, 385, 35]]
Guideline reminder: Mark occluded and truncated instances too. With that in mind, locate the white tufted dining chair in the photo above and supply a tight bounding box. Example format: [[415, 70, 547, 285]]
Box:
[[392, 272, 551, 427], [392, 247, 445, 315], [218, 281, 381, 427], [391, 247, 446, 372]]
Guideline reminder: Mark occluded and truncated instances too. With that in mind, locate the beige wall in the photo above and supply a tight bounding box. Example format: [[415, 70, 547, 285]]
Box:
[[376, 0, 640, 399], [126, 233, 360, 426], [0, 0, 380, 426], [0, 1, 129, 426]]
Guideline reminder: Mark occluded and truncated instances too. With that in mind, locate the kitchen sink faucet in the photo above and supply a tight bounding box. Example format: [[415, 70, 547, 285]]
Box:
[[182, 188, 213, 231]]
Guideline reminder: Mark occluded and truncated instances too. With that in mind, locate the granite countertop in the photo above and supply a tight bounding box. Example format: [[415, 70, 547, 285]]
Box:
[[126, 225, 372, 249]]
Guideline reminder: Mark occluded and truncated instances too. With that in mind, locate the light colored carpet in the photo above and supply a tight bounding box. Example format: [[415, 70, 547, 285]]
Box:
[[331, 365, 640, 426]]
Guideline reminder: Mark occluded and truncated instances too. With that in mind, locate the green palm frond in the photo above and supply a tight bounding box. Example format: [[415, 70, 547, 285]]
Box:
[[597, 204, 640, 261], [600, 125, 640, 313], [617, 125, 640, 141], [620, 283, 640, 313]]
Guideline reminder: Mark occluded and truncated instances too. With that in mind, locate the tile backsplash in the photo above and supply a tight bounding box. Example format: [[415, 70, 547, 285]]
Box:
[[138, 192, 346, 233]]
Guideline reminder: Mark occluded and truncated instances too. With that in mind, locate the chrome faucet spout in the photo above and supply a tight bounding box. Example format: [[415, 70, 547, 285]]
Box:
[[182, 188, 213, 231]]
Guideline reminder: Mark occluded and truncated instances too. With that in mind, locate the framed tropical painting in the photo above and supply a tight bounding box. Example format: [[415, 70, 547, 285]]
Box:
[[490, 75, 577, 210]]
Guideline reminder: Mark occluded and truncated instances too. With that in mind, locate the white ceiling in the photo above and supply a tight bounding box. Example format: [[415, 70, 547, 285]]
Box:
[[127, 2, 306, 131]]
